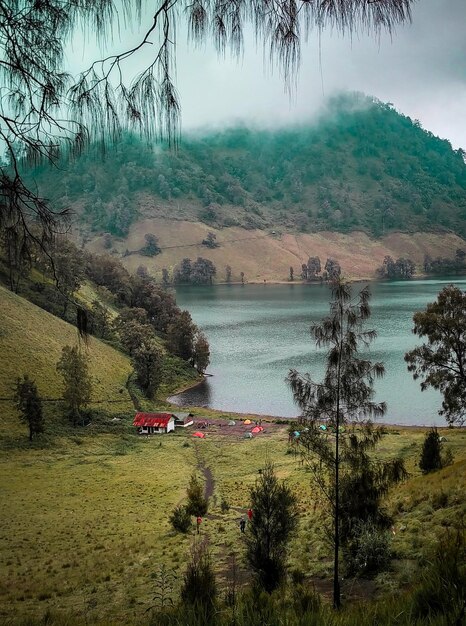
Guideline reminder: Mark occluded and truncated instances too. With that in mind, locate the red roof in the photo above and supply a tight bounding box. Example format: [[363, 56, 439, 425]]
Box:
[[133, 412, 174, 428]]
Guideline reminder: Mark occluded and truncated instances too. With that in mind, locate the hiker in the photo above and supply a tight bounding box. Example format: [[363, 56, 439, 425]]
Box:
[[247, 508, 253, 521], [239, 518, 246, 533], [196, 516, 202, 534]]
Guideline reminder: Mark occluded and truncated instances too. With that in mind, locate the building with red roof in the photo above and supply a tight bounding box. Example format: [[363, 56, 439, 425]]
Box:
[[133, 412, 175, 435]]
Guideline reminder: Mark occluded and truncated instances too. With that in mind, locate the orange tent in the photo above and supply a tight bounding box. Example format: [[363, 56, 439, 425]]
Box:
[[192, 432, 206, 438], [243, 419, 252, 425]]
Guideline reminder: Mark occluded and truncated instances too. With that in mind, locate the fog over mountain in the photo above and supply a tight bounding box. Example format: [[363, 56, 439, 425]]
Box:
[[67, 0, 466, 148]]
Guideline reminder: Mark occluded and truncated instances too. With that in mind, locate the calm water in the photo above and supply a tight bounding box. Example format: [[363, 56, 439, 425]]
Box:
[[171, 278, 466, 425]]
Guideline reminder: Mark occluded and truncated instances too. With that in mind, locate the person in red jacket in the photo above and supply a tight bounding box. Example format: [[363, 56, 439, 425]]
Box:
[[247, 508, 253, 521], [196, 516, 202, 534]]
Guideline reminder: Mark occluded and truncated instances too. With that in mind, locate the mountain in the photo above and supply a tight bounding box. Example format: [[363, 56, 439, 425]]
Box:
[[27, 92, 466, 280]]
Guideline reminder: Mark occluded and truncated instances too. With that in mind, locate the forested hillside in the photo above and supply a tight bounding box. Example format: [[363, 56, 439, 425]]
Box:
[[29, 93, 466, 238]]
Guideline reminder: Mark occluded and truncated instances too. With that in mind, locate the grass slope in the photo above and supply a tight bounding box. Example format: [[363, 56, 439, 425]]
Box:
[[0, 285, 133, 423], [0, 418, 464, 625]]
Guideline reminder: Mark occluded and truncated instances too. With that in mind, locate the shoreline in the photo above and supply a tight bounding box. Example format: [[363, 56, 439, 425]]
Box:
[[165, 377, 458, 429], [188, 273, 466, 287]]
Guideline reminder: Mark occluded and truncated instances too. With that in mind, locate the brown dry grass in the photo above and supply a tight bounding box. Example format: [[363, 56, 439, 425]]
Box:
[[85, 219, 466, 282]]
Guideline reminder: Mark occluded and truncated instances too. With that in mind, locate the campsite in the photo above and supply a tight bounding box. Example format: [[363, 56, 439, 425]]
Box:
[[1, 409, 465, 624]]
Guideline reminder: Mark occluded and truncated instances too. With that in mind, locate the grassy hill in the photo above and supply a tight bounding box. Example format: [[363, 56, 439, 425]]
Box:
[[0, 285, 134, 435]]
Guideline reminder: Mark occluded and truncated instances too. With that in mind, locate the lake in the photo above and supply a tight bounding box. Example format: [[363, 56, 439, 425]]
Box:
[[171, 278, 466, 425]]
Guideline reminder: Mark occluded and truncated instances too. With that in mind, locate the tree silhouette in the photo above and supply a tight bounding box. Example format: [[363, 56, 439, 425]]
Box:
[[287, 280, 386, 607], [405, 285, 466, 426]]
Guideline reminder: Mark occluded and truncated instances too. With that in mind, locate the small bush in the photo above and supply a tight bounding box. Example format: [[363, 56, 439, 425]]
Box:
[[170, 505, 192, 533], [180, 542, 217, 619], [186, 473, 208, 517], [345, 520, 392, 576], [419, 428, 442, 473], [220, 499, 230, 513], [431, 491, 449, 510]]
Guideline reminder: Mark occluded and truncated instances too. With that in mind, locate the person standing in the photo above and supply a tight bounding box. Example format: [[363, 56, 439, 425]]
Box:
[[240, 518, 246, 533], [196, 516, 202, 534], [247, 508, 253, 521]]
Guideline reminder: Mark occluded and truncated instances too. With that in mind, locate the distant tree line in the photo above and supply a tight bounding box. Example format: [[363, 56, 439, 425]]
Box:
[[298, 256, 341, 282], [377, 256, 415, 280], [174, 258, 217, 285], [423, 249, 466, 275]]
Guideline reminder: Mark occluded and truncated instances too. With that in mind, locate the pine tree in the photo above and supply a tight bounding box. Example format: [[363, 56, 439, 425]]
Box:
[[245, 462, 298, 593], [287, 280, 387, 607], [56, 345, 92, 426], [14, 375, 44, 441], [186, 473, 208, 517], [419, 428, 443, 473]]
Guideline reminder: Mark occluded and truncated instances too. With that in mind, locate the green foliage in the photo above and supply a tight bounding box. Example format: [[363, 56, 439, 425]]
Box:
[[170, 505, 192, 533], [167, 311, 196, 361], [193, 331, 210, 374], [174, 257, 217, 285], [140, 233, 161, 257], [377, 255, 416, 280], [14, 374, 44, 441], [26, 94, 466, 237], [180, 542, 217, 620], [186, 473, 208, 517], [344, 520, 392, 576], [288, 282, 400, 605], [131, 340, 163, 399], [410, 527, 466, 621], [424, 249, 466, 275], [405, 285, 466, 426], [56, 345, 92, 426], [245, 462, 298, 593], [419, 428, 443, 473]]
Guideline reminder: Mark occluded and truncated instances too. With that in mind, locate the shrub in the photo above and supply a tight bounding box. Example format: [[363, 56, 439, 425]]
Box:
[[170, 505, 192, 533], [419, 428, 442, 473], [344, 520, 392, 576], [220, 499, 230, 513], [180, 542, 217, 620], [411, 527, 466, 620], [431, 491, 449, 510], [245, 462, 298, 593], [186, 473, 208, 517]]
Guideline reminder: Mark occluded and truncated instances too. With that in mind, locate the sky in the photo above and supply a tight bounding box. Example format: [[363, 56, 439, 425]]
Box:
[[69, 0, 466, 149]]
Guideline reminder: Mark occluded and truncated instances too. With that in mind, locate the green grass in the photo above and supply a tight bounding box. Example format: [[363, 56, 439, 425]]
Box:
[[0, 423, 464, 624], [0, 285, 134, 431], [0, 287, 465, 623]]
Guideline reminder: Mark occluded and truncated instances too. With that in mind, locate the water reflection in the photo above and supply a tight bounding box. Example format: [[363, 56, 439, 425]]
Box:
[[169, 378, 212, 408]]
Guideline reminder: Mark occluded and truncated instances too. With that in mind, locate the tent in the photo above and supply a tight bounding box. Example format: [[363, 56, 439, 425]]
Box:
[[319, 424, 327, 431], [244, 432, 253, 439], [192, 432, 206, 438], [292, 431, 300, 438], [243, 419, 252, 425], [251, 426, 264, 434], [228, 420, 236, 426]]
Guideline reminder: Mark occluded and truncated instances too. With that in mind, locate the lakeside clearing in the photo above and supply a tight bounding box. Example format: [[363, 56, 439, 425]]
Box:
[[1, 413, 465, 625]]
